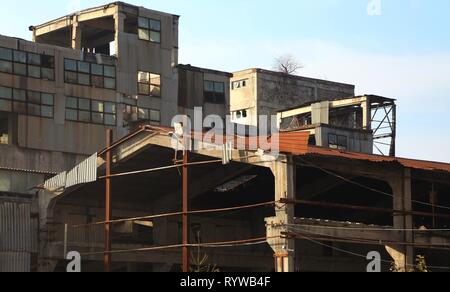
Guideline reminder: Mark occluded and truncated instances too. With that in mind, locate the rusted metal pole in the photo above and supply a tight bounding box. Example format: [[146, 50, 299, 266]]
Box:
[[104, 129, 113, 272], [182, 149, 189, 272]]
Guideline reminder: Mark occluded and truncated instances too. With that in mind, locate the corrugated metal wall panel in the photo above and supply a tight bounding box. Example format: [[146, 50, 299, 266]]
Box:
[[0, 252, 30, 272], [0, 200, 36, 272]]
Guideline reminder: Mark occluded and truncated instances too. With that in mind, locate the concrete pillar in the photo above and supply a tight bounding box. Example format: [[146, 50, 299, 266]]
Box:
[[387, 168, 414, 272], [362, 96, 371, 130], [113, 11, 126, 56], [71, 16, 82, 50], [265, 156, 295, 272]]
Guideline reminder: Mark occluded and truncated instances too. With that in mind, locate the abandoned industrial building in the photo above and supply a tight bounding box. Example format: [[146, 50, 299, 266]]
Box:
[[1, 2, 450, 272]]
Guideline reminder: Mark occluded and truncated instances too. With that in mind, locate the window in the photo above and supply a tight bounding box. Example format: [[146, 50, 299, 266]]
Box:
[[64, 58, 116, 89], [232, 79, 248, 90], [204, 80, 225, 104], [122, 97, 161, 126], [138, 17, 161, 43], [0, 47, 54, 80], [138, 71, 161, 97], [328, 134, 348, 150], [0, 114, 9, 145], [65, 96, 117, 126], [0, 85, 53, 118]]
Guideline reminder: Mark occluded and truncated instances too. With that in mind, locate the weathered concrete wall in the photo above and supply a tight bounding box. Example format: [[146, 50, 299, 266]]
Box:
[[316, 125, 373, 154]]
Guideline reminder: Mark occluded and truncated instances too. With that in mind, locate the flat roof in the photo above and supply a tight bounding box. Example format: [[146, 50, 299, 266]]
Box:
[[32, 1, 179, 30], [178, 64, 232, 77], [232, 68, 355, 88]]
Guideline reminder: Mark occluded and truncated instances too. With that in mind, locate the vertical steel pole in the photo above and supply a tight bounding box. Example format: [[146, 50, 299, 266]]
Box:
[[104, 129, 113, 272], [182, 148, 189, 272], [63, 223, 68, 258]]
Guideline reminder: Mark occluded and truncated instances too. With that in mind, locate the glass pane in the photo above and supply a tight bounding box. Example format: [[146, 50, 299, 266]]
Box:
[[66, 97, 78, 109], [64, 59, 77, 71], [78, 73, 90, 85], [105, 102, 116, 114], [28, 53, 41, 65], [0, 99, 12, 112], [27, 104, 41, 116], [66, 109, 77, 121], [138, 71, 150, 83], [138, 108, 149, 120], [41, 106, 53, 118], [149, 19, 161, 31], [28, 65, 41, 78], [104, 66, 115, 78], [92, 112, 104, 124], [0, 48, 12, 61], [0, 60, 13, 73], [79, 98, 90, 111], [0, 86, 12, 99], [204, 81, 214, 92], [91, 64, 103, 75], [138, 17, 149, 29], [13, 89, 26, 101], [329, 134, 337, 146], [104, 78, 116, 89], [13, 102, 27, 114], [41, 93, 54, 105], [150, 31, 161, 43], [91, 75, 104, 88], [215, 82, 225, 93], [150, 73, 161, 85], [105, 114, 116, 126], [138, 83, 150, 95], [41, 55, 54, 68], [138, 28, 150, 41], [13, 51, 27, 63], [92, 100, 104, 112], [150, 85, 161, 97], [150, 110, 160, 122], [13, 63, 27, 76], [28, 91, 41, 104], [78, 61, 90, 73], [41, 68, 54, 80], [79, 110, 91, 122], [65, 71, 77, 83]]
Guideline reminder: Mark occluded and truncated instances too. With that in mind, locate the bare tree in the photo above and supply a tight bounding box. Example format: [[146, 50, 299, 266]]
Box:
[[273, 54, 303, 75]]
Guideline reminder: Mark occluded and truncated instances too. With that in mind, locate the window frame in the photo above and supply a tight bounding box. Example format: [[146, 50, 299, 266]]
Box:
[[138, 17, 161, 44], [65, 96, 117, 126], [0, 85, 54, 118], [204, 80, 226, 104], [64, 58, 116, 90], [137, 71, 161, 97]]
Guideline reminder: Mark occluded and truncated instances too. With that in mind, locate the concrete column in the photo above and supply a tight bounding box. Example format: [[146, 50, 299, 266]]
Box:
[[265, 156, 295, 272], [113, 11, 126, 56], [71, 16, 82, 50], [362, 96, 371, 130], [386, 168, 414, 272]]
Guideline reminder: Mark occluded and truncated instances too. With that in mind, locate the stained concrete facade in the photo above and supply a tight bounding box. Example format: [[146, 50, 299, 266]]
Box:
[[230, 69, 355, 127]]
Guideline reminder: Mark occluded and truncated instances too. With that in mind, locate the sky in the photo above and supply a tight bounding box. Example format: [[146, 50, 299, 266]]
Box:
[[1, 0, 449, 162]]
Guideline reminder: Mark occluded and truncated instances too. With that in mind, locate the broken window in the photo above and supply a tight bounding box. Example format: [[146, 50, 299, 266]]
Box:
[[0, 85, 53, 118], [0, 48, 55, 80], [0, 115, 9, 145], [138, 71, 161, 97], [65, 96, 117, 126], [328, 134, 348, 150], [138, 17, 161, 44], [232, 79, 248, 90], [204, 80, 225, 104], [64, 58, 116, 89]]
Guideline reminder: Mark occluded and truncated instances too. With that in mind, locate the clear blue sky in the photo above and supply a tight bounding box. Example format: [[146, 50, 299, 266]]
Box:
[[1, 0, 449, 162]]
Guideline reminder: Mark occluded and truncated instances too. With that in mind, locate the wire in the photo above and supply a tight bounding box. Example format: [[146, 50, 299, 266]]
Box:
[[72, 201, 277, 228], [293, 232, 450, 270], [296, 156, 450, 211], [286, 223, 450, 233], [81, 236, 276, 257]]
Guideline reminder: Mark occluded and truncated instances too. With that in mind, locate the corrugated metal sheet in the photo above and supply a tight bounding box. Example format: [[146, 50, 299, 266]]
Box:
[[66, 152, 97, 188], [0, 200, 37, 272], [44, 153, 97, 190], [0, 252, 30, 272]]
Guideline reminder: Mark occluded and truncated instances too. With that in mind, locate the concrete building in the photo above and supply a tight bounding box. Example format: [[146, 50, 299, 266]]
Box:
[[1, 2, 445, 273], [230, 69, 355, 127]]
